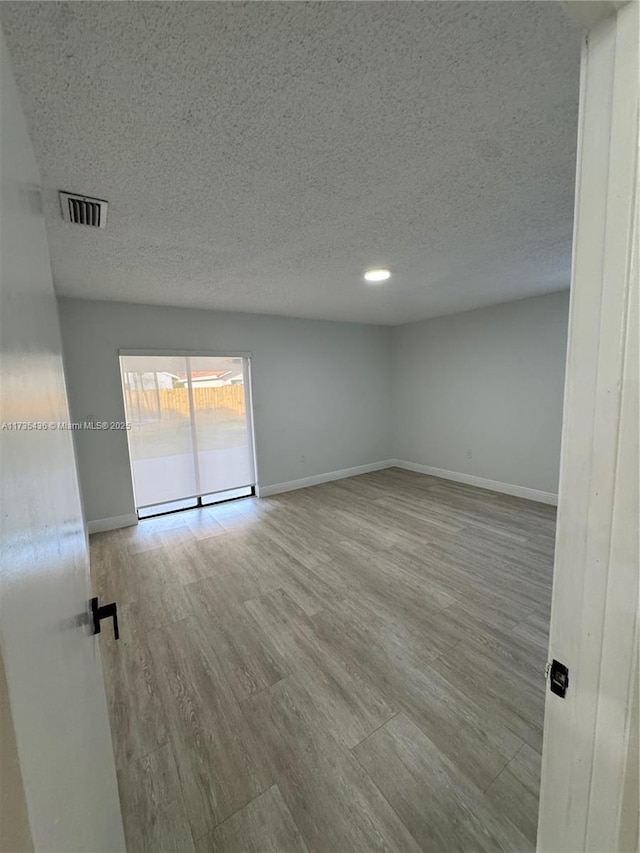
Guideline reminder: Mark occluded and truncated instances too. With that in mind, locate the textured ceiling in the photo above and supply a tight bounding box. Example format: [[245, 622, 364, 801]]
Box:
[[1, 2, 581, 325]]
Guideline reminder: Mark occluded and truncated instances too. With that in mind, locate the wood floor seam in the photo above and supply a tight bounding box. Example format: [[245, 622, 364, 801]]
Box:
[[348, 710, 403, 752], [350, 740, 428, 853], [194, 781, 281, 838], [480, 753, 518, 794]]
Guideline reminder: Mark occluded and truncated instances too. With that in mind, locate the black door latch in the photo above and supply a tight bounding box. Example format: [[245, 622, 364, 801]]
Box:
[[90, 597, 119, 640], [546, 659, 569, 698]]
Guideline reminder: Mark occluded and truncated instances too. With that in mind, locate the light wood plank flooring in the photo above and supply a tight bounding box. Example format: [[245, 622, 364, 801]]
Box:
[[91, 468, 555, 852]]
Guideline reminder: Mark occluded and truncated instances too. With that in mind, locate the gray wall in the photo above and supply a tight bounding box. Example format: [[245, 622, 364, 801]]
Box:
[[391, 291, 569, 495], [58, 292, 568, 525], [58, 298, 392, 524]]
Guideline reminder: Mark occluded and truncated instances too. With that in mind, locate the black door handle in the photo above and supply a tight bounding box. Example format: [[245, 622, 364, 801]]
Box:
[[90, 597, 119, 640]]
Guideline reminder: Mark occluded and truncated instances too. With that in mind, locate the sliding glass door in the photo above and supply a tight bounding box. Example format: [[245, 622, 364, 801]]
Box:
[[119, 354, 255, 514]]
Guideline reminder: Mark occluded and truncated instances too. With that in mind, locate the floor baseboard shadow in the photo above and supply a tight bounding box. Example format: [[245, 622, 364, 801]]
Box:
[[390, 459, 558, 505], [256, 460, 395, 498], [87, 514, 139, 534], [86, 459, 557, 532]]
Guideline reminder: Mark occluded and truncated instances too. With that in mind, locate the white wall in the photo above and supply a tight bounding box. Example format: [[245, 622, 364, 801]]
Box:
[[58, 298, 392, 525], [391, 291, 569, 497], [0, 31, 124, 851]]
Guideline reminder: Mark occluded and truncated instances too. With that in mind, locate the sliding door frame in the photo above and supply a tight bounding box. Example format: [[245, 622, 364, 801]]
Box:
[[184, 357, 202, 499], [119, 348, 259, 511]]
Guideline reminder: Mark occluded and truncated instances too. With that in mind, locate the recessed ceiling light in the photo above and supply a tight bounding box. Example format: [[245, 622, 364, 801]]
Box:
[[364, 268, 391, 283]]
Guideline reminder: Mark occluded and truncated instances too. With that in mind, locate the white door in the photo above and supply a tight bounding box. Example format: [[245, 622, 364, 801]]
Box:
[[0, 31, 125, 852], [537, 3, 639, 851]]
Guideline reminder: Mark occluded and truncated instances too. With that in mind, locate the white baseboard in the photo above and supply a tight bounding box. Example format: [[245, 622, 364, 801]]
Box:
[[87, 462, 556, 525], [256, 460, 395, 498], [87, 513, 139, 534], [390, 459, 558, 506]]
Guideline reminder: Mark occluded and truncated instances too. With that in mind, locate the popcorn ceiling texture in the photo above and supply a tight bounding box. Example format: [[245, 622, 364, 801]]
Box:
[[0, 2, 581, 325]]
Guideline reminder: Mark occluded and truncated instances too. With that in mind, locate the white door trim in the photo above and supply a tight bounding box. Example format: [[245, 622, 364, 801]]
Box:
[[537, 3, 639, 850], [119, 348, 252, 358]]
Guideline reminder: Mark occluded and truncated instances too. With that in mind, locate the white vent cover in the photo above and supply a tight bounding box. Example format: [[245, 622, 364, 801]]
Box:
[[59, 191, 108, 228]]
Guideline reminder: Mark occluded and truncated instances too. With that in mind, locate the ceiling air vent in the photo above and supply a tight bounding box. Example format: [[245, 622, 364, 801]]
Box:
[[59, 191, 108, 228]]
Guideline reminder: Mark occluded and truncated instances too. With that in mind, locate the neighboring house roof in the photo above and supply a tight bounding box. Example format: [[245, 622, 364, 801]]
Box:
[[176, 371, 231, 381]]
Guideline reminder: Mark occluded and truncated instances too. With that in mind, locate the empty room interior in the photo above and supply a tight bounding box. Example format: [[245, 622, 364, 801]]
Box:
[[1, 3, 638, 853]]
